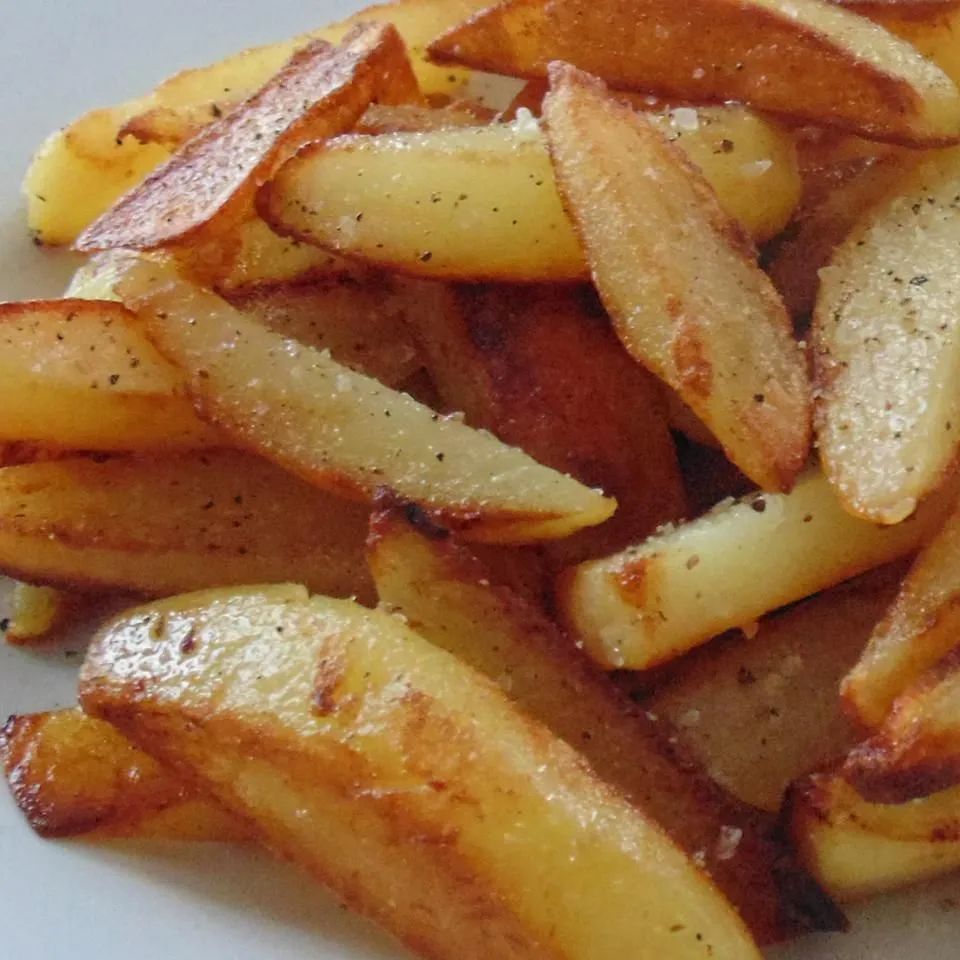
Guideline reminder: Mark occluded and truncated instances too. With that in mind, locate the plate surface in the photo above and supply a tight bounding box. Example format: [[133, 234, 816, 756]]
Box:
[[0, 2, 958, 956]]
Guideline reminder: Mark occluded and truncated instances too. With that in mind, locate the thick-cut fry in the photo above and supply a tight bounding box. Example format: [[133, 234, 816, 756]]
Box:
[[80, 588, 762, 960], [0, 451, 372, 600], [844, 650, 960, 801], [845, 498, 960, 728], [559, 469, 951, 670], [404, 283, 686, 563], [0, 299, 215, 452], [116, 254, 614, 543], [77, 24, 419, 253], [429, 0, 960, 145], [788, 771, 960, 901], [368, 507, 843, 944], [814, 148, 960, 524], [648, 567, 903, 812], [0, 707, 249, 842], [543, 65, 810, 492]]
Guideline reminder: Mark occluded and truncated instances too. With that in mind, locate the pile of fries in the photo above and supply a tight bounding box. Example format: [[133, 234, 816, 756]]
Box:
[[6, 0, 960, 956]]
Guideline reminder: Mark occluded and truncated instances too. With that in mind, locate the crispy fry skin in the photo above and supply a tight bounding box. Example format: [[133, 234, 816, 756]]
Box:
[[115, 254, 615, 543], [77, 24, 420, 252], [79, 588, 762, 960], [367, 506, 844, 943], [542, 65, 811, 492], [429, 0, 960, 145]]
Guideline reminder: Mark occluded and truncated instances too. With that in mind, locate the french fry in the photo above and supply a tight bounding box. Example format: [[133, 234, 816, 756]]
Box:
[[558, 468, 951, 670], [403, 282, 686, 563], [115, 254, 614, 543], [788, 771, 960, 901], [647, 566, 903, 812], [429, 0, 960, 145], [542, 65, 810, 492], [0, 708, 249, 842], [0, 451, 372, 600], [814, 148, 960, 524], [77, 25, 419, 253], [79, 587, 763, 960], [367, 506, 843, 943]]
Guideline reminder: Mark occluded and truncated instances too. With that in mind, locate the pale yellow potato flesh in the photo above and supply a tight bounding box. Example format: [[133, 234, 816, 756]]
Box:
[[429, 0, 960, 145], [115, 254, 613, 543], [845, 497, 960, 728], [79, 589, 761, 960], [789, 772, 960, 901], [368, 507, 842, 944], [542, 66, 811, 492], [815, 148, 960, 524], [0, 452, 372, 600], [559, 469, 952, 670], [2, 583, 84, 646]]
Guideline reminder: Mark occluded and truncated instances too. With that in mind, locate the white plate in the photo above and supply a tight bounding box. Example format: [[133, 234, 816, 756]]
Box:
[[0, 2, 958, 956]]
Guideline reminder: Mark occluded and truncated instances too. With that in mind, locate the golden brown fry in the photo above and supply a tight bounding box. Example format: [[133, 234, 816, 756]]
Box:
[[543, 65, 810, 492], [77, 24, 419, 253], [116, 254, 614, 543], [0, 451, 372, 600], [80, 587, 763, 960], [429, 0, 960, 145], [368, 506, 843, 944], [0, 708, 249, 842]]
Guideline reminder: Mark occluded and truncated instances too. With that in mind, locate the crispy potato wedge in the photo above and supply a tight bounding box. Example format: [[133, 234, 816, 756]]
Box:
[[543, 65, 810, 492], [0, 707, 249, 842], [368, 506, 843, 943], [788, 771, 960, 901], [116, 254, 614, 543], [0, 299, 215, 452], [79, 588, 762, 960], [648, 567, 903, 812], [814, 148, 960, 524], [429, 0, 960, 145], [0, 451, 372, 600], [3, 582, 93, 647], [404, 282, 686, 563], [844, 649, 960, 801], [559, 468, 952, 670], [77, 24, 419, 253], [845, 498, 960, 727]]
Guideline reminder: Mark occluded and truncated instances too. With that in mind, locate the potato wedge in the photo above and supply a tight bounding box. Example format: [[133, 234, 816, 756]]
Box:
[[77, 24, 419, 253], [429, 0, 960, 145], [115, 254, 614, 543], [543, 65, 810, 492], [647, 566, 903, 812], [845, 498, 960, 727], [814, 148, 960, 524], [368, 506, 843, 943], [80, 588, 762, 960], [788, 771, 960, 901], [869, 3, 960, 88], [844, 649, 960, 801], [0, 707, 249, 842], [404, 282, 686, 563], [0, 451, 372, 599], [559, 468, 952, 670], [0, 299, 215, 452]]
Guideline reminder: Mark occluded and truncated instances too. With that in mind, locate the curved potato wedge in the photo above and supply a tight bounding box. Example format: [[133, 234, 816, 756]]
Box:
[[543, 65, 810, 492], [368, 507, 843, 944], [77, 24, 419, 253], [79, 589, 762, 960], [845, 498, 960, 727], [429, 0, 960, 145], [814, 149, 960, 524], [115, 254, 613, 543], [0, 452, 372, 600], [559, 469, 952, 670], [788, 771, 960, 901], [0, 707, 250, 842]]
